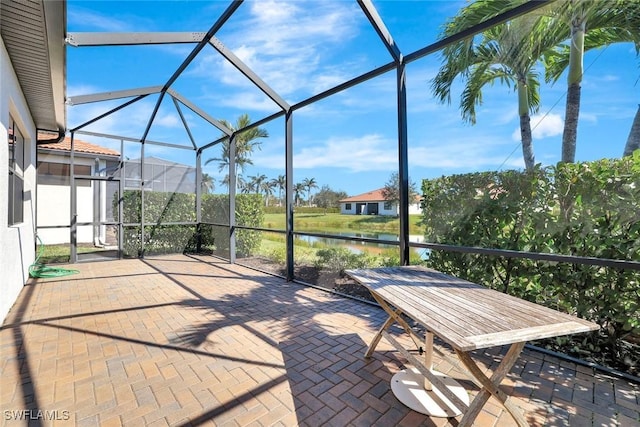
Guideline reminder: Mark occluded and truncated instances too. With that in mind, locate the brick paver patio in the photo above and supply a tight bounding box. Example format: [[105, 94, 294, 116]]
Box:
[[1, 254, 638, 426]]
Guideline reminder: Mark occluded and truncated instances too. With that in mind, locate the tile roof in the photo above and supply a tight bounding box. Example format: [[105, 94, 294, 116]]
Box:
[[339, 188, 386, 202], [340, 189, 422, 203], [38, 136, 120, 157]]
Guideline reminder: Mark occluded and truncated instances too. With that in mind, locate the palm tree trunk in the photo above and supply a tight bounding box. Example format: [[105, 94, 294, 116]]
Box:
[[562, 15, 586, 163], [562, 83, 581, 162], [517, 81, 535, 170], [520, 114, 535, 170], [623, 105, 640, 156]]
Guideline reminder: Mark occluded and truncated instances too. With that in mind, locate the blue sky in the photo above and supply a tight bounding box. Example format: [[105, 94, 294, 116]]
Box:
[[66, 0, 640, 197]]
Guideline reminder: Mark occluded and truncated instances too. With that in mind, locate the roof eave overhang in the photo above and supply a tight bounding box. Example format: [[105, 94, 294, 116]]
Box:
[[43, 0, 67, 134], [0, 0, 66, 135]]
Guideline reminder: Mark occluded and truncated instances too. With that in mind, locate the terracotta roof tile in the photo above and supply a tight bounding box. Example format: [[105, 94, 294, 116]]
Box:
[[340, 188, 421, 203], [38, 136, 120, 157], [339, 188, 386, 202]]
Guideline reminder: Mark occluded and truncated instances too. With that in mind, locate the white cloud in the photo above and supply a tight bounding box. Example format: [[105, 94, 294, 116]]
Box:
[[210, 91, 281, 112], [252, 134, 395, 172], [68, 97, 184, 142], [409, 138, 525, 170], [188, 0, 361, 104], [68, 9, 133, 32], [255, 131, 525, 174], [511, 113, 564, 140]]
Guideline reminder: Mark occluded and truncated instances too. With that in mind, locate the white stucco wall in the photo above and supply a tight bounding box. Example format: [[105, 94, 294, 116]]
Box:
[[341, 201, 422, 216], [0, 38, 37, 323], [340, 202, 356, 215], [36, 152, 98, 244]]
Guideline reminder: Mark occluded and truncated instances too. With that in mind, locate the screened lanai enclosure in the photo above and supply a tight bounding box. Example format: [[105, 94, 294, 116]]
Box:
[[44, 0, 639, 372]]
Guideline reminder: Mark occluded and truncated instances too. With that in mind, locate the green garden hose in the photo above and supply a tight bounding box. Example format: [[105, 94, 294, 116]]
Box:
[[29, 235, 79, 278]]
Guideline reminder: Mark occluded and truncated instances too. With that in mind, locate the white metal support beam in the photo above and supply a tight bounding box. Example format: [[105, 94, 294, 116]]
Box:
[[66, 32, 205, 47], [208, 36, 290, 111], [67, 86, 163, 105], [168, 89, 233, 136], [358, 0, 402, 62]]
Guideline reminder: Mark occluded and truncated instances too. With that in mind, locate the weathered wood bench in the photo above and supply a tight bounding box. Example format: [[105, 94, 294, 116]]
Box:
[[345, 265, 599, 426]]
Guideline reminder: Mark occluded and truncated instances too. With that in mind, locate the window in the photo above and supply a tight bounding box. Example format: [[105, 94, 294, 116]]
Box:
[[8, 119, 24, 225], [384, 201, 393, 210], [345, 203, 352, 210], [37, 161, 91, 187]]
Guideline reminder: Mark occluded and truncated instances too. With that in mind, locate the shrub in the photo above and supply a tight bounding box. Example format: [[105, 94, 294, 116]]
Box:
[[313, 247, 381, 273], [117, 191, 264, 258], [421, 154, 640, 373]]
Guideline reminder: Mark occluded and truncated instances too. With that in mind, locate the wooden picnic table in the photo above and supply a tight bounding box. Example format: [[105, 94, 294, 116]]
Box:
[[345, 265, 599, 427]]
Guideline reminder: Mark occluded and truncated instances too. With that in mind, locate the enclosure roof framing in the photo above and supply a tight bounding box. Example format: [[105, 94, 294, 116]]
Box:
[[65, 32, 206, 47], [65, 0, 553, 150], [66, 86, 163, 106]]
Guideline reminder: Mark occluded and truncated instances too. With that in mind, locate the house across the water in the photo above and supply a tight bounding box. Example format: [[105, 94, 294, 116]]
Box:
[[339, 188, 422, 216]]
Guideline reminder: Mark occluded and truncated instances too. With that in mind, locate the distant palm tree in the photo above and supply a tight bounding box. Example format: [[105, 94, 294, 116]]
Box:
[[302, 177, 318, 206], [225, 174, 246, 192], [200, 173, 215, 194], [247, 174, 268, 194], [272, 175, 286, 206], [261, 180, 275, 206], [294, 183, 305, 207], [432, 10, 561, 170], [204, 114, 268, 188]]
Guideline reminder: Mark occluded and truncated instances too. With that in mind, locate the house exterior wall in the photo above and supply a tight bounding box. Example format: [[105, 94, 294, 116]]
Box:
[[36, 151, 100, 244], [408, 202, 421, 215], [340, 202, 356, 215], [340, 201, 422, 216], [0, 38, 37, 322]]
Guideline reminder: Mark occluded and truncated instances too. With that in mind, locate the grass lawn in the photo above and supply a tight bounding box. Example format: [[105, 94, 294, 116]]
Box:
[[263, 213, 424, 235], [39, 244, 109, 264]]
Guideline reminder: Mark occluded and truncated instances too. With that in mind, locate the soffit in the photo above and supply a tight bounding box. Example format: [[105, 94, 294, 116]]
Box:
[[1, 0, 66, 133]]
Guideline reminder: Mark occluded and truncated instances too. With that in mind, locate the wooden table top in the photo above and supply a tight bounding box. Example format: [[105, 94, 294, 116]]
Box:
[[345, 266, 599, 352]]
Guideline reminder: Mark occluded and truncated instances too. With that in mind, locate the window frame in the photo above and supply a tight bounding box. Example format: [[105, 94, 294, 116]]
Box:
[[37, 161, 91, 187], [8, 118, 25, 225]]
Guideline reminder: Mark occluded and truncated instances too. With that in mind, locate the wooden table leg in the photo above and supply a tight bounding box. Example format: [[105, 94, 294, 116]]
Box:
[[455, 342, 528, 427], [365, 315, 395, 358], [364, 292, 422, 359], [424, 332, 434, 391]]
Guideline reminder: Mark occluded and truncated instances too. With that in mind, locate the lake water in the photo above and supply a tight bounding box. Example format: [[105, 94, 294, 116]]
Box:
[[295, 230, 429, 258]]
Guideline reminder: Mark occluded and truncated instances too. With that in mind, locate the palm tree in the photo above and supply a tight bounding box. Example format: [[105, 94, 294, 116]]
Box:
[[247, 174, 268, 194], [204, 114, 268, 187], [224, 174, 246, 192], [302, 177, 318, 206], [543, 0, 640, 162], [432, 8, 559, 170], [294, 183, 305, 207], [200, 173, 215, 194], [272, 175, 286, 206], [261, 180, 275, 206], [624, 105, 640, 156]]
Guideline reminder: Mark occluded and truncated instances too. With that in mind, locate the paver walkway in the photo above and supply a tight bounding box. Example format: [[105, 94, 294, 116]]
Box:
[[1, 254, 638, 426]]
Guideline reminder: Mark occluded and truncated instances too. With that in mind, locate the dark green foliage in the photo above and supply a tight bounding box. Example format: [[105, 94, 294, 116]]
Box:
[[314, 185, 348, 209], [421, 153, 640, 373], [264, 206, 340, 214], [313, 247, 381, 273], [116, 191, 264, 258]]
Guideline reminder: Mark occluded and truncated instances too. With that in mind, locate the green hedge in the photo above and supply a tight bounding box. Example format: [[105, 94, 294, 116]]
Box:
[[421, 153, 640, 373], [264, 206, 341, 214], [118, 191, 263, 258]]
